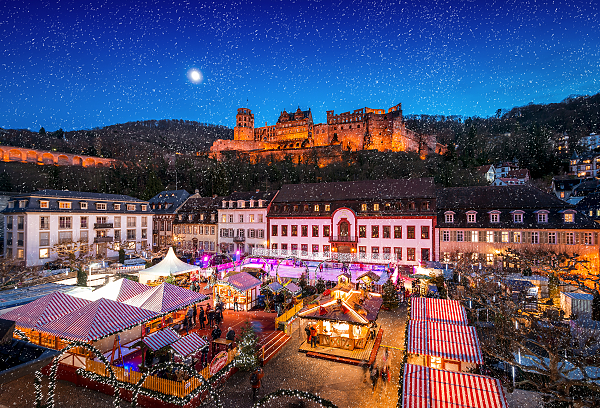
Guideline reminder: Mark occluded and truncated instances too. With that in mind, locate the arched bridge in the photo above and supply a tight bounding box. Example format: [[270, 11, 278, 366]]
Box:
[[0, 146, 116, 168]]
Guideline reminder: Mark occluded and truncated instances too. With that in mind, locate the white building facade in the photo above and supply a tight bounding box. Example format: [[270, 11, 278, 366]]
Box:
[[217, 191, 277, 256], [3, 190, 152, 267], [260, 179, 437, 265]]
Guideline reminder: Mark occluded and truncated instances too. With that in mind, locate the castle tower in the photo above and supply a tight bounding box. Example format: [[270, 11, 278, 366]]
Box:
[[234, 108, 254, 141]]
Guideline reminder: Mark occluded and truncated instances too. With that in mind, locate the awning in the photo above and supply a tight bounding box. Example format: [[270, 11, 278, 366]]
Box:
[[263, 282, 284, 293], [407, 320, 483, 364], [142, 327, 180, 351], [410, 297, 468, 325], [170, 332, 209, 357], [77, 278, 151, 302], [220, 271, 261, 292], [402, 363, 508, 408], [1, 292, 91, 329], [124, 282, 208, 315]]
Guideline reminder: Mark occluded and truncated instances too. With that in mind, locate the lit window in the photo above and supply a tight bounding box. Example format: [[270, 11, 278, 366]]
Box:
[[325, 204, 330, 211], [222, 214, 226, 223], [513, 232, 521, 243], [39, 248, 49, 259], [501, 231, 509, 242], [114, 204, 121, 210], [59, 201, 72, 209], [314, 204, 319, 212], [486, 231, 494, 242], [96, 203, 106, 210], [141, 205, 147, 211], [564, 213, 574, 223], [127, 204, 135, 211], [471, 231, 479, 242], [489, 212, 500, 223], [486, 254, 494, 265], [373, 203, 380, 211], [361, 203, 367, 212], [40, 201, 49, 209]]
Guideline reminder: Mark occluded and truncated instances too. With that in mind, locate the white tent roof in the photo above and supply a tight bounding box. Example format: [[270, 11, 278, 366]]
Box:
[[74, 278, 152, 302], [138, 248, 199, 284]]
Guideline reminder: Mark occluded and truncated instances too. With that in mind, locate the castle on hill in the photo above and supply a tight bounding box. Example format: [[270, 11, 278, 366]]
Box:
[[210, 103, 444, 160]]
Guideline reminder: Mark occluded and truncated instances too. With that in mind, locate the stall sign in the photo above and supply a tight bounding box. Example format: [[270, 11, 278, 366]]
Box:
[[209, 351, 228, 376]]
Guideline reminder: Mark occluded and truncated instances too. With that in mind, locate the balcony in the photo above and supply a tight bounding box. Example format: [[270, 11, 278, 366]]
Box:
[[94, 223, 114, 229], [233, 236, 245, 243], [328, 235, 358, 243], [94, 236, 114, 243]]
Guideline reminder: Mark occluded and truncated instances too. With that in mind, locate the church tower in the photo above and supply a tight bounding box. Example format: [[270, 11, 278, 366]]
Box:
[[234, 108, 255, 141]]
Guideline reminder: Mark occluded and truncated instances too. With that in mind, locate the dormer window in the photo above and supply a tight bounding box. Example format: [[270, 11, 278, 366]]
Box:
[[314, 204, 320, 212], [114, 204, 121, 210], [249, 200, 255, 208], [200, 214, 205, 221], [361, 203, 368, 212], [563, 210, 576, 223], [511, 210, 524, 223], [258, 200, 264, 207], [421, 201, 430, 211], [95, 203, 106, 210], [18, 200, 28, 208], [188, 214, 193, 221], [466, 211, 477, 223], [238, 200, 245, 208], [127, 204, 135, 211], [141, 205, 147, 211], [325, 204, 331, 211], [7, 201, 14, 209], [40, 200, 49, 209], [536, 211, 549, 223], [373, 203, 380, 211], [489, 211, 500, 223], [59, 201, 72, 209], [179, 215, 183, 221], [444, 211, 455, 223], [222, 201, 227, 208]]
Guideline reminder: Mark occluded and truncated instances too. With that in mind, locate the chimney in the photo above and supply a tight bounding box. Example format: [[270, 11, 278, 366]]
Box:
[[195, 189, 199, 195]]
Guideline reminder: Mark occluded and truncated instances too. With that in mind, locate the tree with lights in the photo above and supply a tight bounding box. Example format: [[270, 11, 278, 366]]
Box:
[[234, 321, 260, 371]]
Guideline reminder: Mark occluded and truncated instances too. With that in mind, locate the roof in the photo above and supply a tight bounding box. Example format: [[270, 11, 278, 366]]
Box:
[[476, 164, 494, 174], [561, 292, 594, 300], [1, 292, 91, 329], [507, 169, 530, 178], [7, 189, 146, 202], [124, 282, 207, 314], [410, 298, 468, 325], [282, 282, 301, 294], [437, 185, 567, 210], [221, 190, 277, 204], [138, 248, 199, 281], [82, 278, 151, 303], [402, 364, 508, 408], [38, 298, 158, 341], [263, 282, 284, 293], [149, 190, 190, 214], [407, 320, 483, 364], [274, 178, 436, 203], [170, 332, 209, 357], [142, 328, 180, 351], [0, 283, 83, 312], [176, 195, 222, 215], [221, 272, 261, 292], [298, 292, 382, 325]]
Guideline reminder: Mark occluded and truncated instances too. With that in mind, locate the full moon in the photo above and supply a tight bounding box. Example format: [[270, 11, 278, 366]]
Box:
[[188, 69, 203, 83]]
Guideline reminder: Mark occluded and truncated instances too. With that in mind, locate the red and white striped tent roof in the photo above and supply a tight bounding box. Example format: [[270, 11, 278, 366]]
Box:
[[38, 297, 158, 342], [411, 297, 468, 325], [408, 320, 483, 364], [1, 292, 91, 329], [402, 363, 508, 408], [142, 327, 180, 351], [123, 282, 207, 314], [80, 278, 152, 303], [170, 332, 209, 357]]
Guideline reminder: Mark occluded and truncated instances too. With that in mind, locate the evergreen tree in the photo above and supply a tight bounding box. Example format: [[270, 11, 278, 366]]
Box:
[[382, 280, 397, 308], [593, 290, 600, 321], [234, 321, 260, 371], [76, 267, 87, 287], [315, 278, 326, 294]]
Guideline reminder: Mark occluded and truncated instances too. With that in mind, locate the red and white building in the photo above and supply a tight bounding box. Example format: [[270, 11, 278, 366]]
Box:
[[255, 178, 437, 266]]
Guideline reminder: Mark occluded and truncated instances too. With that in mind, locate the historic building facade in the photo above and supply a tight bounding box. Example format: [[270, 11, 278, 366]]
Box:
[[261, 179, 437, 266], [2, 190, 152, 267], [210, 103, 441, 158], [149, 190, 190, 250], [173, 191, 222, 257]]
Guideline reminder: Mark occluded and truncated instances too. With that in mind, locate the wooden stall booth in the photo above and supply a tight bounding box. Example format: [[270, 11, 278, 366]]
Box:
[[214, 272, 261, 311]]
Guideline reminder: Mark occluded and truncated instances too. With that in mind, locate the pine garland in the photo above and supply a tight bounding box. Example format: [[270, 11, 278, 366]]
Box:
[[253, 389, 338, 408], [34, 371, 43, 408]]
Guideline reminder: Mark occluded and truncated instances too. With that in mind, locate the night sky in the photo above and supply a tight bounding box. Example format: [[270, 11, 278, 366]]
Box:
[[1, 0, 599, 132]]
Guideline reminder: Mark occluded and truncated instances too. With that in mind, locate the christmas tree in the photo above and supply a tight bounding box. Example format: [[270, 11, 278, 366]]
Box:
[[382, 280, 398, 308], [233, 321, 260, 371]]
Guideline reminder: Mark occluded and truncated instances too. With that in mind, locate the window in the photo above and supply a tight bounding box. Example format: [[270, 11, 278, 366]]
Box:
[[372, 226, 379, 238], [59, 201, 72, 209], [359, 246, 367, 258], [471, 231, 479, 242], [312, 225, 319, 237], [114, 217, 121, 228], [40, 200, 49, 209], [141, 205, 147, 211], [127, 229, 136, 240], [127, 217, 136, 228], [361, 203, 367, 212], [383, 226, 390, 239], [291, 244, 298, 254], [421, 248, 430, 262], [584, 232, 593, 245], [114, 204, 121, 210], [80, 230, 89, 242], [407, 248, 416, 261], [486, 254, 494, 265], [259, 214, 263, 223], [314, 204, 319, 212], [301, 225, 308, 237], [58, 231, 72, 243], [229, 215, 234, 223], [40, 216, 49, 230], [222, 214, 227, 223], [17, 249, 24, 259], [282, 225, 288, 236], [59, 216, 72, 229], [442, 231, 450, 242], [513, 232, 521, 243], [323, 245, 330, 254], [80, 202, 88, 209], [457, 231, 464, 242], [513, 212, 523, 223], [17, 216, 24, 230], [239, 215, 244, 223], [394, 226, 402, 239], [566, 232, 574, 245], [142, 217, 147, 227], [394, 247, 402, 260], [272, 225, 278, 236], [445, 213, 454, 223], [211, 226, 215, 235], [421, 201, 430, 211], [501, 231, 509, 243], [248, 229, 256, 238], [312, 244, 319, 253], [7, 216, 13, 230], [80, 216, 88, 229], [39, 232, 50, 246], [249, 214, 255, 223], [291, 225, 298, 236], [564, 213, 574, 223], [325, 204, 330, 212], [359, 226, 367, 238], [96, 203, 106, 210], [531, 232, 539, 244], [489, 212, 500, 223], [537, 212, 548, 223], [271, 243, 278, 250], [548, 232, 556, 244], [371, 247, 379, 259], [39, 248, 49, 259], [467, 212, 476, 223], [486, 231, 494, 242], [373, 203, 380, 211], [421, 226, 430, 239], [323, 225, 330, 237], [407, 226, 415, 239]]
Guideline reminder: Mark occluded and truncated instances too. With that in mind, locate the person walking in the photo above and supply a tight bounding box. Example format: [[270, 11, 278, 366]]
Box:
[[207, 309, 215, 328], [304, 325, 311, 345], [226, 326, 235, 350], [233, 297, 239, 312], [211, 325, 222, 354], [198, 306, 205, 329], [309, 325, 318, 348], [370, 363, 379, 391], [192, 303, 197, 326], [250, 367, 264, 402]]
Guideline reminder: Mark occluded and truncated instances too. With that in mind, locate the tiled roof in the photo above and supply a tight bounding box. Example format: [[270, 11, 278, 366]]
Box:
[[437, 185, 566, 210], [222, 272, 261, 292], [149, 190, 190, 214], [9, 189, 146, 202]]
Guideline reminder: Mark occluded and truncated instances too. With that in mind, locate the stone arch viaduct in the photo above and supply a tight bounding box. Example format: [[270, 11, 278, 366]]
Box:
[[0, 146, 116, 168]]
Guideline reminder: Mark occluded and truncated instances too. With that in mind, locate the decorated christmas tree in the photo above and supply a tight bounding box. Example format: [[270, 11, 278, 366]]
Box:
[[382, 280, 397, 308], [233, 321, 260, 371]]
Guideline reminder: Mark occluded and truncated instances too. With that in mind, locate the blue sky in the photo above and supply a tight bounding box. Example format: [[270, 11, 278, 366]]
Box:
[[1, 0, 599, 131]]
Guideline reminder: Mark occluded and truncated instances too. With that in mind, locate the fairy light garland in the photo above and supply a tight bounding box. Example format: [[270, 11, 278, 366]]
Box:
[[253, 389, 338, 408], [396, 298, 411, 408]]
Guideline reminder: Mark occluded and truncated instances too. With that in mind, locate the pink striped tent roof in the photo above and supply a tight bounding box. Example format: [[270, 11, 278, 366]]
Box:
[[86, 278, 151, 302], [170, 332, 209, 357], [411, 297, 468, 325], [38, 297, 158, 341], [402, 363, 508, 408], [1, 292, 91, 329], [142, 327, 180, 351], [408, 320, 483, 364], [123, 282, 207, 314]]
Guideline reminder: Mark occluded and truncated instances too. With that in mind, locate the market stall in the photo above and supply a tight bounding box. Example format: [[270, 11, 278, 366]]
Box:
[[138, 248, 201, 285], [410, 297, 468, 325], [214, 272, 261, 311], [297, 281, 382, 351], [75, 278, 151, 302]]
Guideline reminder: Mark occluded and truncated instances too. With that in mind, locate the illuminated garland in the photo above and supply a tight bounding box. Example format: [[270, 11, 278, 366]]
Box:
[[34, 371, 43, 408], [253, 389, 338, 408], [13, 328, 29, 342], [396, 298, 411, 408]]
